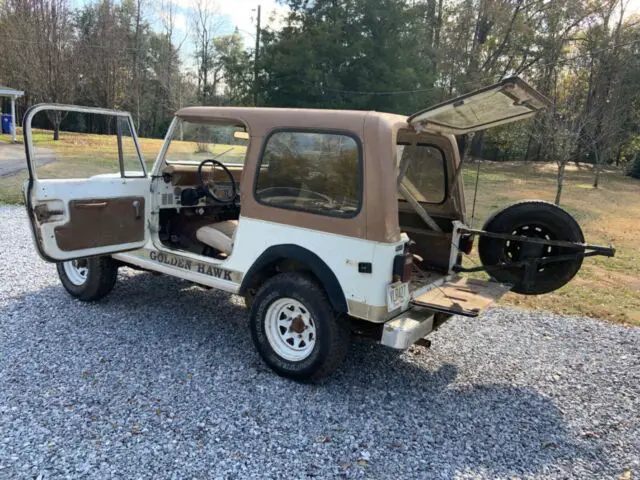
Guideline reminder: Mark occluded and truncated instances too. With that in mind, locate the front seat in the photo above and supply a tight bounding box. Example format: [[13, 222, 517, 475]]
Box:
[[196, 220, 238, 255]]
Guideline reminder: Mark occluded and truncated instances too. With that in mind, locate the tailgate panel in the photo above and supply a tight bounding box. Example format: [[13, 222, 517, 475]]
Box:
[[412, 277, 511, 317]]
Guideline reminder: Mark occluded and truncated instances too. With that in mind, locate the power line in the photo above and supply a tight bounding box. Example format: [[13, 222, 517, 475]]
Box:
[[3, 21, 640, 99], [277, 37, 640, 97]]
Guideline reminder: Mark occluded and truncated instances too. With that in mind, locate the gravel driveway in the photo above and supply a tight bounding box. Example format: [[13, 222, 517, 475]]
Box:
[[0, 205, 638, 479]]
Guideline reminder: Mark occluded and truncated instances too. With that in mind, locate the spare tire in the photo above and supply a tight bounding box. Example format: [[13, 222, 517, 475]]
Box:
[[478, 200, 584, 295]]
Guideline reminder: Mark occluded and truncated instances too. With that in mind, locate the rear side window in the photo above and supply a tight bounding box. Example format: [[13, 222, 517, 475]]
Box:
[[255, 131, 361, 217], [397, 144, 446, 204]]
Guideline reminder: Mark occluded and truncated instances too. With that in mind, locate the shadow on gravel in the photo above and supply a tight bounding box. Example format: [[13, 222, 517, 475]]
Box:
[[0, 269, 600, 478]]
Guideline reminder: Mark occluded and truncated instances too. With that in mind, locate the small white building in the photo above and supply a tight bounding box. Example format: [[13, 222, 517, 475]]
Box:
[[0, 86, 24, 143]]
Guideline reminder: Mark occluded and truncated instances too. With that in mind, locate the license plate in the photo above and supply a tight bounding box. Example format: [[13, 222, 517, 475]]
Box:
[[387, 281, 409, 312]]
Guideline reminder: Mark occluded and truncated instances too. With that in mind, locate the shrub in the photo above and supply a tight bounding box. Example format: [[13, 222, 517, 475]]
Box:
[[626, 153, 640, 179]]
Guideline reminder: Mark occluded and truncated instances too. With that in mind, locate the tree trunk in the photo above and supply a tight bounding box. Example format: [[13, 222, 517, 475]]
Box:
[[593, 152, 602, 188], [53, 122, 60, 141], [555, 162, 566, 205], [470, 131, 484, 159], [524, 134, 533, 162]]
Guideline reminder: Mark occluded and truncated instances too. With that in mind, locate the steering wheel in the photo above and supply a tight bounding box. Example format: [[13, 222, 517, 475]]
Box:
[[197, 159, 238, 204]]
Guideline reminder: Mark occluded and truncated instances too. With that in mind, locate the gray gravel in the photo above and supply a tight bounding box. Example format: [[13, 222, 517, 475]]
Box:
[[0, 204, 638, 479]]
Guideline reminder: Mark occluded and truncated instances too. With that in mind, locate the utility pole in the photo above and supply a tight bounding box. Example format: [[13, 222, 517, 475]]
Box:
[[253, 4, 261, 106]]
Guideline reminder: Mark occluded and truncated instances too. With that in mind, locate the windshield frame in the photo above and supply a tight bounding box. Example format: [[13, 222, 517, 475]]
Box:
[[158, 117, 250, 168]]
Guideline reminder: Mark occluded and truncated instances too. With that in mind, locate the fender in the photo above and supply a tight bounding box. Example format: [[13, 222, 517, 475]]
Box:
[[239, 244, 348, 313]]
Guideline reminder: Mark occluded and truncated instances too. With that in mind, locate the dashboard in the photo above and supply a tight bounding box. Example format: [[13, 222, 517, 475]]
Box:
[[156, 164, 242, 210]]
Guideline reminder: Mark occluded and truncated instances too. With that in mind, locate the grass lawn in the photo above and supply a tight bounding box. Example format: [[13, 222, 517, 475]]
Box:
[[460, 161, 640, 326], [2, 128, 639, 325]]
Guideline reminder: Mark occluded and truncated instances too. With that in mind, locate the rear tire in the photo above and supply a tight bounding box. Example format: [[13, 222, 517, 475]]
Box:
[[249, 272, 350, 382], [56, 256, 119, 301], [478, 200, 584, 295]]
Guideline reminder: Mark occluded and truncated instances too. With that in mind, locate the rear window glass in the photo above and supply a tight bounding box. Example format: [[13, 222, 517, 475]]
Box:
[[255, 131, 361, 217], [397, 144, 446, 204]]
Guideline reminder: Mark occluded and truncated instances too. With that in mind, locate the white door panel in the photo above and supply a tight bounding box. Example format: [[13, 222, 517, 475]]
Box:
[[26, 177, 150, 261], [23, 104, 150, 261]]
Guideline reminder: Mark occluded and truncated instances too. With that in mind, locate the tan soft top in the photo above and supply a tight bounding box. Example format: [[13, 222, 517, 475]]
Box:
[[173, 106, 461, 243], [175, 106, 407, 138]]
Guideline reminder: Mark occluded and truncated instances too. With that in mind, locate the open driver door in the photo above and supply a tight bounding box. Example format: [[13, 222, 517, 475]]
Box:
[[23, 104, 150, 262]]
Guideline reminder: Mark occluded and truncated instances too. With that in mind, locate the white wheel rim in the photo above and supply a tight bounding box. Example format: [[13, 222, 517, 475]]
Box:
[[264, 298, 316, 362], [63, 259, 89, 286]]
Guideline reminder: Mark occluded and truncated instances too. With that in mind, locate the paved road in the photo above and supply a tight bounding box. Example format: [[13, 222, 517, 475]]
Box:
[[0, 142, 55, 177], [0, 205, 638, 479]]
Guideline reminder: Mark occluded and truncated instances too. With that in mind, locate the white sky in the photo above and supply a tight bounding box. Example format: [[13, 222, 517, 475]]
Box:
[[628, 0, 640, 16], [151, 0, 289, 70], [166, 0, 288, 46]]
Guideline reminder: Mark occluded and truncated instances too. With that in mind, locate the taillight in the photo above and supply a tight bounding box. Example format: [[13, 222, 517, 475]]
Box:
[[393, 249, 413, 283]]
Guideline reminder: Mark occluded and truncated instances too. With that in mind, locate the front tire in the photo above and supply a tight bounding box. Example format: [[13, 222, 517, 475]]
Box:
[[56, 256, 119, 301], [249, 273, 350, 382]]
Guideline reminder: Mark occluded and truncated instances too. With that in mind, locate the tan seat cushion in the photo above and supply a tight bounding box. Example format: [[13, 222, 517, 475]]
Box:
[[195, 220, 238, 254]]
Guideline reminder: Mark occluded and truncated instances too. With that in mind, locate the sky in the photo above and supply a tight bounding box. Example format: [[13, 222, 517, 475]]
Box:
[[628, 0, 640, 16], [69, 0, 289, 70], [158, 0, 288, 50], [151, 0, 289, 71]]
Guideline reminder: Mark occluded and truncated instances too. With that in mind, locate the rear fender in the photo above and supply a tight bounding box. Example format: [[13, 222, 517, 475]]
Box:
[[240, 244, 348, 313]]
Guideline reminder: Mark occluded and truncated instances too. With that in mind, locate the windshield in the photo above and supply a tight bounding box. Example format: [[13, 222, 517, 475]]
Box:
[[164, 119, 248, 165], [396, 143, 446, 204]]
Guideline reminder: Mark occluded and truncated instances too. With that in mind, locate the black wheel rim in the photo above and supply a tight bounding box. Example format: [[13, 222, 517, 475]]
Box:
[[503, 223, 557, 273]]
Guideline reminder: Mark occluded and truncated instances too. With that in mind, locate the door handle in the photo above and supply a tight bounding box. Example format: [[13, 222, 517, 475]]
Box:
[[132, 200, 141, 219], [75, 201, 107, 208]]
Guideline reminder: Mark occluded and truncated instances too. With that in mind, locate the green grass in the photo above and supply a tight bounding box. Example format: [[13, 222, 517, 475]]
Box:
[[0, 127, 245, 202], [2, 128, 639, 325], [461, 161, 640, 326]]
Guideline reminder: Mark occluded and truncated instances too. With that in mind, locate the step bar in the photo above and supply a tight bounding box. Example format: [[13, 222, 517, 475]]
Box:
[[380, 306, 435, 349]]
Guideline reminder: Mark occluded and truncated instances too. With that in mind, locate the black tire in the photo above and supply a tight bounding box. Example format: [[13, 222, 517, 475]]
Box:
[[243, 289, 256, 309], [56, 256, 119, 301], [249, 272, 350, 382], [478, 200, 584, 295]]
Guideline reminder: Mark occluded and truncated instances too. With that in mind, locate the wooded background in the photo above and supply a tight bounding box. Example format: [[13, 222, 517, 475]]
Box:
[[2, 0, 640, 196]]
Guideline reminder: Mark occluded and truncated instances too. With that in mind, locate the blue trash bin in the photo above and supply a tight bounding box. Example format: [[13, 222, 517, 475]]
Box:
[[1, 114, 12, 134]]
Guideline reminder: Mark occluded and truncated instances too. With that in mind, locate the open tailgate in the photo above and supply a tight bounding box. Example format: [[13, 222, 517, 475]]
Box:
[[408, 77, 551, 135], [412, 277, 511, 317]]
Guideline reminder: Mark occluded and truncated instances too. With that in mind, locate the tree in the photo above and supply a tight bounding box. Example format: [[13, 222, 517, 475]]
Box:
[[1, 0, 78, 139], [75, 0, 130, 110], [191, 0, 223, 104], [215, 30, 253, 105], [259, 0, 439, 112]]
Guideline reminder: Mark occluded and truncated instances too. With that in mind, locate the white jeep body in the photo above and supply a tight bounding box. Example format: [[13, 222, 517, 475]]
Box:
[[23, 79, 549, 355]]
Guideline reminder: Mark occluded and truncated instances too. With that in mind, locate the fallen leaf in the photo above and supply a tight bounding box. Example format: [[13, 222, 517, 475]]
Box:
[[618, 469, 632, 480]]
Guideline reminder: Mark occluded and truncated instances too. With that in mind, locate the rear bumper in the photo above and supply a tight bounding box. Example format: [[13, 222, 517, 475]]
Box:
[[380, 305, 435, 350]]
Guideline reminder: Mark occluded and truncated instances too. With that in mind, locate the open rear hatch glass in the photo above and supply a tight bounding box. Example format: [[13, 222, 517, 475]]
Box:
[[408, 77, 552, 135], [412, 276, 511, 317]]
